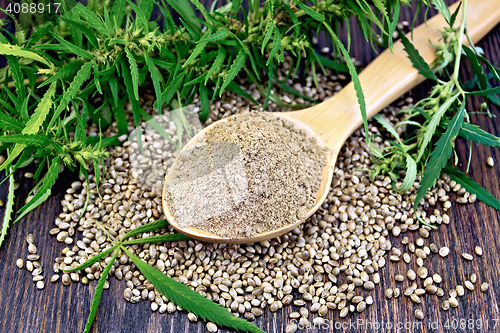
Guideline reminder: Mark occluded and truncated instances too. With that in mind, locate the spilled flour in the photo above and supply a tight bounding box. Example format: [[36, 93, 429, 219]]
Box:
[[165, 112, 328, 238]]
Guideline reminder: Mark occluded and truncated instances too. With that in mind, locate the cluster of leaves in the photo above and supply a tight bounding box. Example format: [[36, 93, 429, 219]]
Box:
[[369, 0, 500, 225], [65, 219, 265, 333], [0, 0, 425, 246]]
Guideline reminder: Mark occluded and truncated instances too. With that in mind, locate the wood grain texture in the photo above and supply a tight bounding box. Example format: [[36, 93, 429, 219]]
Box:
[[1, 2, 500, 333]]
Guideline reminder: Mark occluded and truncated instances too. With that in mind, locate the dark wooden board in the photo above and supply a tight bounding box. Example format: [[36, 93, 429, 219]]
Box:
[[1, 2, 500, 333]]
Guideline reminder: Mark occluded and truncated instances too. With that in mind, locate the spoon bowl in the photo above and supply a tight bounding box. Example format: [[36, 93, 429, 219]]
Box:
[[163, 0, 500, 243]]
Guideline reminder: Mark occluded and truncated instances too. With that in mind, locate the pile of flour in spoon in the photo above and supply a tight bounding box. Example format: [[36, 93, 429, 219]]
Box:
[[165, 112, 328, 238]]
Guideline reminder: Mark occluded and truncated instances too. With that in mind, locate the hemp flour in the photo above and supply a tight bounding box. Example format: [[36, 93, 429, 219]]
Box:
[[165, 112, 328, 238]]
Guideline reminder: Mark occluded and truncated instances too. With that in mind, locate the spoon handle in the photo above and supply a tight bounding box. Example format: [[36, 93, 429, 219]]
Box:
[[289, 0, 500, 152]]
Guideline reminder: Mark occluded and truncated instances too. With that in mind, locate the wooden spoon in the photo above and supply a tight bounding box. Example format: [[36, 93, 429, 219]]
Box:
[[163, 0, 500, 244]]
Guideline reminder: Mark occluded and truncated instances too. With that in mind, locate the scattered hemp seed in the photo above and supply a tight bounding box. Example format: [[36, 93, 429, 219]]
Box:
[[417, 267, 428, 279], [187, 313, 197, 322], [456, 285, 465, 296], [407, 269, 416, 281], [16, 259, 23, 269], [439, 247, 450, 257], [285, 323, 298, 333], [26, 261, 33, 272], [425, 285, 438, 295], [465, 281, 474, 291], [415, 310, 424, 320], [414, 289, 426, 296], [475, 246, 483, 256], [410, 294, 421, 304], [385, 288, 393, 299], [36, 281, 44, 290], [486, 156, 494, 167], [28, 243, 37, 254], [403, 253, 411, 263], [206, 322, 218, 333], [433, 274, 443, 284], [26, 234, 34, 244], [480, 283, 489, 292], [462, 253, 473, 261], [449, 297, 459, 308], [470, 273, 477, 284], [442, 300, 450, 311], [395, 275, 404, 282]]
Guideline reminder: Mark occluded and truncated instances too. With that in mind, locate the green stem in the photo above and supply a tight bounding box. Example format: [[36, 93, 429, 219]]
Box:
[[451, 0, 467, 98]]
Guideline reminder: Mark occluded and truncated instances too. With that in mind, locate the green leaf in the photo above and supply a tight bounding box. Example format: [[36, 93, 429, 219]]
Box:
[[0, 134, 51, 147], [261, 20, 274, 53], [431, 0, 451, 24], [139, 0, 155, 19], [459, 123, 500, 147], [7, 56, 24, 106], [463, 46, 487, 90], [63, 244, 119, 272], [0, 168, 15, 248], [48, 61, 93, 130], [226, 82, 258, 105], [183, 41, 208, 68], [199, 84, 209, 121], [220, 49, 246, 96], [26, 22, 54, 47], [164, 0, 200, 35], [266, 27, 281, 67], [126, 0, 149, 32], [120, 59, 143, 135], [144, 52, 163, 112], [449, 1, 462, 27], [414, 103, 465, 210], [125, 49, 139, 101], [189, 0, 212, 23], [83, 249, 119, 333], [38, 60, 83, 88], [398, 28, 439, 81], [398, 155, 417, 193], [121, 219, 170, 241], [326, 25, 369, 140], [51, 33, 93, 60], [373, 114, 403, 145], [71, 3, 109, 36], [231, 0, 242, 13], [0, 82, 57, 172], [444, 166, 500, 211], [0, 112, 24, 132], [0, 43, 51, 67], [111, 0, 126, 28], [122, 247, 265, 333], [199, 29, 233, 43], [15, 157, 61, 223], [316, 55, 349, 73], [160, 72, 185, 106], [61, 17, 99, 49], [296, 0, 325, 22], [122, 233, 190, 245], [416, 93, 459, 162], [466, 86, 500, 96], [205, 47, 226, 84]]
